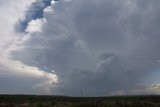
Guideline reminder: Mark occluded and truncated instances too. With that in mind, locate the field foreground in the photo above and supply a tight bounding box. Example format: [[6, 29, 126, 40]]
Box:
[[0, 95, 160, 107]]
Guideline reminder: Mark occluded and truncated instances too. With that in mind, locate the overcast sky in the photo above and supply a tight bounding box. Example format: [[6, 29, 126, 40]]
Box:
[[0, 0, 160, 96]]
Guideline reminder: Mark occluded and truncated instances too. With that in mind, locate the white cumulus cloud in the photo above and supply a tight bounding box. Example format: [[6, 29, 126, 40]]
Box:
[[0, 0, 58, 94]]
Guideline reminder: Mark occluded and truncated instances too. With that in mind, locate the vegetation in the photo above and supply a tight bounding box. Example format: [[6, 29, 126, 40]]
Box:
[[0, 95, 160, 107]]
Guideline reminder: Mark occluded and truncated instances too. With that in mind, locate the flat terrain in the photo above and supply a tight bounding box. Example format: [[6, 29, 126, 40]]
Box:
[[0, 95, 160, 107]]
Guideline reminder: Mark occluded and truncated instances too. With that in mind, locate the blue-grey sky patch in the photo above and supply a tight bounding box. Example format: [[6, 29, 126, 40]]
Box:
[[15, 0, 52, 32]]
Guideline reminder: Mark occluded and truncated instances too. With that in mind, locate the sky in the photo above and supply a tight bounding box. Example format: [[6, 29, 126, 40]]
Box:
[[0, 0, 160, 96]]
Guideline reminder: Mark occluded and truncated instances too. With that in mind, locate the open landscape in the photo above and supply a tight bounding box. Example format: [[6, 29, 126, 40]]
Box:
[[1, 1, 160, 107], [1, 95, 160, 107]]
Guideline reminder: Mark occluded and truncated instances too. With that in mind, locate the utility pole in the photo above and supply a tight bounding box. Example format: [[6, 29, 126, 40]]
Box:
[[81, 90, 83, 97]]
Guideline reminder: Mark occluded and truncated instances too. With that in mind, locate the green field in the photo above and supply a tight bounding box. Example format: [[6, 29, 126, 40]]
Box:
[[0, 95, 160, 107]]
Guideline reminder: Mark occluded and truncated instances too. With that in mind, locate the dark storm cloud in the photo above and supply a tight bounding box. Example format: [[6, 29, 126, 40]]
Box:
[[12, 0, 160, 96]]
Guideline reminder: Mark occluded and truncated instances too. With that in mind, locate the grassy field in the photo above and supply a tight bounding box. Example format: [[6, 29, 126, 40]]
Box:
[[0, 95, 160, 107]]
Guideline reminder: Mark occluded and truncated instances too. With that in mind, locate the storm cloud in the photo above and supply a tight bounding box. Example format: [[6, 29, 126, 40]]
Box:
[[0, 0, 58, 95], [1, 0, 160, 96]]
